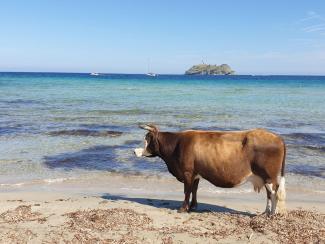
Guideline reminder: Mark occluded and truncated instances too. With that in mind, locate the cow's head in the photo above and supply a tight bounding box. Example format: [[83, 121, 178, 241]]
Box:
[[134, 124, 160, 157]]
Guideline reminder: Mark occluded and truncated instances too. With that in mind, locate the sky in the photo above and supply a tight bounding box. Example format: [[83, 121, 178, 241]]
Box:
[[0, 0, 325, 75]]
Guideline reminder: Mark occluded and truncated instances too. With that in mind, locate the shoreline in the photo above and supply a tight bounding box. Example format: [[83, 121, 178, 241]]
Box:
[[1, 172, 324, 202], [0, 172, 324, 211]]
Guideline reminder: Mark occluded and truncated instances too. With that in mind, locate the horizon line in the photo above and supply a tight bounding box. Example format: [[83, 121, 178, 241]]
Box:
[[1, 71, 325, 77]]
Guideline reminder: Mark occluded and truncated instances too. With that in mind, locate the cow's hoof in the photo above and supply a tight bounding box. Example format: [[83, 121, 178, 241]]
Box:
[[275, 208, 287, 216], [189, 204, 198, 212], [262, 210, 276, 217], [177, 207, 189, 213], [261, 209, 271, 216]]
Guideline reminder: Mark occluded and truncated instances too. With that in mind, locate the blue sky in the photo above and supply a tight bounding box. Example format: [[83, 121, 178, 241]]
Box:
[[0, 1, 325, 74]]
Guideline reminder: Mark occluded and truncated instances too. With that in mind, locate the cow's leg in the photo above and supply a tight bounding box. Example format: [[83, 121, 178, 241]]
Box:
[[265, 183, 277, 215], [178, 171, 193, 213], [264, 186, 272, 215], [276, 176, 286, 214], [190, 178, 200, 211]]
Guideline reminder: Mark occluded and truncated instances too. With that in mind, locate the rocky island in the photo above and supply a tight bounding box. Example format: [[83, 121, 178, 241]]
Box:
[[185, 64, 235, 75]]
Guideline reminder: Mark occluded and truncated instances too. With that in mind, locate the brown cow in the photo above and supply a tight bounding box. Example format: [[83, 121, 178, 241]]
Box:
[[134, 124, 286, 215]]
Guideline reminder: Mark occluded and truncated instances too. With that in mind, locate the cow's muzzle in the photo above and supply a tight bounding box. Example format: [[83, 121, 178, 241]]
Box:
[[134, 148, 144, 157]]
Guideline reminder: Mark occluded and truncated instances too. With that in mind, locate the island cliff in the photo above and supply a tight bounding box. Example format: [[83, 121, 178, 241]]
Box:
[[185, 64, 235, 75]]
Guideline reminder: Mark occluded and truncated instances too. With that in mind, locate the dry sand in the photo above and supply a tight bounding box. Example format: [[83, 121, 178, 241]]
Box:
[[0, 188, 324, 244], [0, 174, 324, 243]]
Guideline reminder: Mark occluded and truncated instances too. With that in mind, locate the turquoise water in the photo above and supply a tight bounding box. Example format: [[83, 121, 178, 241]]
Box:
[[0, 73, 324, 190]]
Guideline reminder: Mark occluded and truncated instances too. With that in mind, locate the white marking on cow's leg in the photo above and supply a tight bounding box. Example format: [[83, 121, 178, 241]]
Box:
[[276, 177, 286, 214], [194, 174, 201, 180], [265, 196, 271, 215], [265, 183, 277, 215], [270, 194, 277, 215]]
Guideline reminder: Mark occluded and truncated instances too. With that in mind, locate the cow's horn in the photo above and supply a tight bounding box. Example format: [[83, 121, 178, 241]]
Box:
[[139, 124, 157, 131]]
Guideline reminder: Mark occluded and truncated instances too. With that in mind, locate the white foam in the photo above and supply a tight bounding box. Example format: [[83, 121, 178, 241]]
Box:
[[43, 178, 72, 184], [0, 177, 73, 188], [0, 182, 25, 187]]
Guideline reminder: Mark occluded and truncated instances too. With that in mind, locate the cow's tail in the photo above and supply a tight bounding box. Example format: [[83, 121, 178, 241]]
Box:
[[276, 143, 286, 214]]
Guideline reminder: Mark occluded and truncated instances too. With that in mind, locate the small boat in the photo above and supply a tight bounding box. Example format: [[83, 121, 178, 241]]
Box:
[[90, 72, 99, 76], [146, 59, 157, 77], [146, 72, 157, 77]]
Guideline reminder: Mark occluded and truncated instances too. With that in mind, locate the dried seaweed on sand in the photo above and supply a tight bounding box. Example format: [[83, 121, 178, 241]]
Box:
[[0, 205, 45, 224]]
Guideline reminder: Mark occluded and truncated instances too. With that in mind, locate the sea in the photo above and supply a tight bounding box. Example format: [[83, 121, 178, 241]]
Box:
[[0, 72, 324, 194]]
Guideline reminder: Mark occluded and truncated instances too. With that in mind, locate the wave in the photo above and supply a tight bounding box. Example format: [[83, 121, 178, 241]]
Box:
[[48, 129, 123, 137], [0, 99, 44, 105], [0, 177, 73, 188], [283, 132, 325, 144], [287, 164, 325, 179], [302, 145, 325, 153], [0, 124, 37, 136], [91, 109, 149, 116]]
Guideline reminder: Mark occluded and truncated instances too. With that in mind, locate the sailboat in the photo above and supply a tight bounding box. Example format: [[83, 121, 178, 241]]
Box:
[[146, 59, 157, 77], [146, 72, 157, 77]]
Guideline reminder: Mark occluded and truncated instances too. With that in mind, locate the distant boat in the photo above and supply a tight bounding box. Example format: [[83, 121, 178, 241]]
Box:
[[146, 59, 157, 77], [146, 72, 157, 77], [90, 72, 99, 76]]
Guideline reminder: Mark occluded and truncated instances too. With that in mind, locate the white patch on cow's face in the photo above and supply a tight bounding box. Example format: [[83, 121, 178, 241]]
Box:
[[134, 138, 149, 157], [134, 148, 144, 157]]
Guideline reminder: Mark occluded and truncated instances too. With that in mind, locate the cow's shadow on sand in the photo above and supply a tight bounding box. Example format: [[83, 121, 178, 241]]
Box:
[[101, 193, 255, 216]]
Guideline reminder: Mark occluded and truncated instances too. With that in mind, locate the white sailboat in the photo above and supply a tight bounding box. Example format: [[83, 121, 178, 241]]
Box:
[[146, 59, 157, 77], [146, 72, 157, 77]]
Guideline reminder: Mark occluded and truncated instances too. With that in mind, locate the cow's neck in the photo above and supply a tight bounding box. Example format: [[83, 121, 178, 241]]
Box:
[[157, 132, 178, 159], [157, 132, 183, 181]]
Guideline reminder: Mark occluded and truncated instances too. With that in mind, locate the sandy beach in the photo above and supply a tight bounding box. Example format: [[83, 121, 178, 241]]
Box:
[[0, 174, 324, 243], [2, 0, 325, 243]]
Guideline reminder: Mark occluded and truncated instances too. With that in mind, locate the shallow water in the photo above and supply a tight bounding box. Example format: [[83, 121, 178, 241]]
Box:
[[0, 72, 324, 192]]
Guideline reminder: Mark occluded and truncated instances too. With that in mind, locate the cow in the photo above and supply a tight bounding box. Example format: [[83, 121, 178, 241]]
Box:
[[134, 124, 286, 215]]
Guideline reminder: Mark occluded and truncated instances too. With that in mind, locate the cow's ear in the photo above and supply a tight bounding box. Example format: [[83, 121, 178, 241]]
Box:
[[139, 124, 158, 132]]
